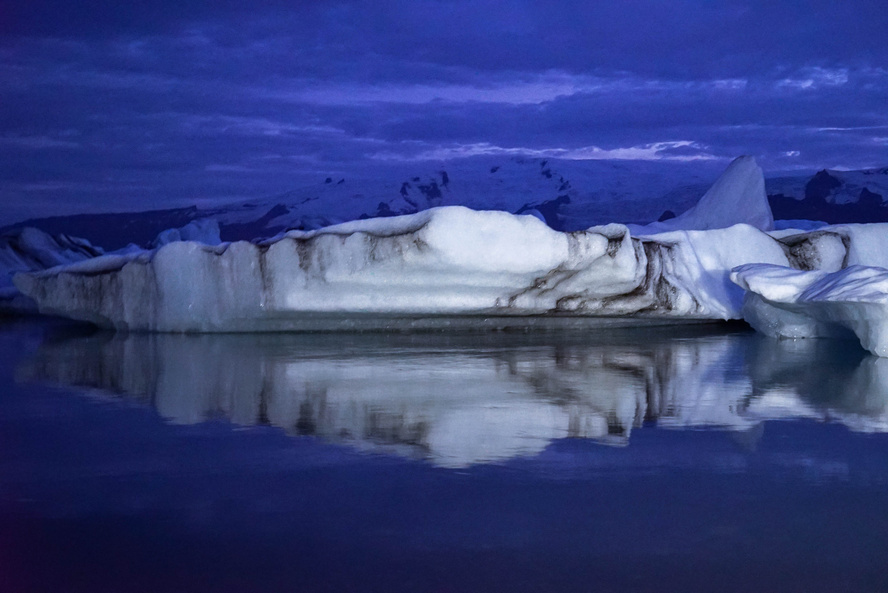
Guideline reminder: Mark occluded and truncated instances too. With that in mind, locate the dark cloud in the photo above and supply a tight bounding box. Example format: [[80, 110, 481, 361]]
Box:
[[1, 1, 886, 222]]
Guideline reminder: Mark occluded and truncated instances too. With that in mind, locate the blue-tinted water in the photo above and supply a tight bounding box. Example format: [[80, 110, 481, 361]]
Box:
[[2, 319, 888, 592]]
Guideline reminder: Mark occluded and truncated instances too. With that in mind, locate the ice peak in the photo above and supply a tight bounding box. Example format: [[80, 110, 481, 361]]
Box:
[[684, 155, 773, 231], [632, 155, 775, 234]]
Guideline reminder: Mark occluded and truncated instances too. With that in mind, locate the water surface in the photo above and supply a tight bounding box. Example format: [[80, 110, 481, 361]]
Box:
[[2, 319, 888, 592]]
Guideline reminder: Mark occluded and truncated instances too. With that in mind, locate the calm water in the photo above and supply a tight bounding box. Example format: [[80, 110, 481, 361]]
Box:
[[2, 319, 888, 592]]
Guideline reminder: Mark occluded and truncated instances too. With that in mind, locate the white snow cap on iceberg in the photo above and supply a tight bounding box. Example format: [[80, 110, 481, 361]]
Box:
[[631, 155, 774, 234]]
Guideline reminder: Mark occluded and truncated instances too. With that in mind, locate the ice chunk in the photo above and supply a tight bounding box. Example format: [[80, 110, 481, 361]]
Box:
[[0, 227, 103, 312], [837, 223, 888, 268], [631, 156, 774, 233], [0, 227, 102, 281], [151, 218, 221, 247], [732, 263, 888, 356]]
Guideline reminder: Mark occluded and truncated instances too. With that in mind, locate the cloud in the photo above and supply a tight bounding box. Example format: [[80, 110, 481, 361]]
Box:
[[374, 141, 719, 162], [0, 135, 81, 149], [0, 0, 886, 220]]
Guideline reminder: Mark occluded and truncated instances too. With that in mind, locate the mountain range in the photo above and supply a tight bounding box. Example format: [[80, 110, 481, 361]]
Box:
[[2, 157, 886, 253]]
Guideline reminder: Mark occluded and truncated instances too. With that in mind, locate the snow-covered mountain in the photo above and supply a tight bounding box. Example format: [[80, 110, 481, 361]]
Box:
[[252, 156, 720, 233], [767, 167, 888, 223], [2, 156, 723, 250]]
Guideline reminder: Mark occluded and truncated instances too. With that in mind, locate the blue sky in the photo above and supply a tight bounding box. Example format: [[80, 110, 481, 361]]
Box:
[[2, 0, 886, 220]]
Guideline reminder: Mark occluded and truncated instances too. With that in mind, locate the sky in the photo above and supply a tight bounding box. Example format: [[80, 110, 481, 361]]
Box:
[[1, 0, 887, 222]]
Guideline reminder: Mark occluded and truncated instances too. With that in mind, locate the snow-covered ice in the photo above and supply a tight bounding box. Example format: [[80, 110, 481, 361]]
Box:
[[732, 263, 888, 356], [151, 218, 222, 248], [10, 156, 779, 330], [13, 205, 795, 331]]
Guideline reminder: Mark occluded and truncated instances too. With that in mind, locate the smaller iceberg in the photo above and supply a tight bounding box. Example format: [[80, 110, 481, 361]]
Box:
[[630, 155, 774, 234], [150, 218, 222, 248], [0, 227, 103, 313], [731, 263, 888, 357]]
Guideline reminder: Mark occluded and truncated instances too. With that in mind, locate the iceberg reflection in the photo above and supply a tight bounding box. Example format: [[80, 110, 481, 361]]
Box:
[[19, 327, 888, 466]]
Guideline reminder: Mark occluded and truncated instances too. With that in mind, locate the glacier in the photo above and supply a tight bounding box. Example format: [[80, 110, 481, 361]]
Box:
[[12, 155, 888, 356]]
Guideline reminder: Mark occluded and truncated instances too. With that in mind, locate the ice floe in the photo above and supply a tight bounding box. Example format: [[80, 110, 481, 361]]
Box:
[[0, 227, 103, 313], [732, 263, 888, 356]]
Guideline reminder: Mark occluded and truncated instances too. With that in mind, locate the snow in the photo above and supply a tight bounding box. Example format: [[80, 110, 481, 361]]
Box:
[[0, 227, 102, 282], [731, 264, 888, 356], [838, 223, 888, 268], [0, 227, 103, 312]]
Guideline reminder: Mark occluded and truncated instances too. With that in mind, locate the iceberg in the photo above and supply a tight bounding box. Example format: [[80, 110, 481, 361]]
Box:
[[0, 227, 103, 313], [150, 217, 222, 248], [731, 263, 888, 357], [11, 156, 888, 338], [628, 155, 774, 234], [13, 207, 792, 332]]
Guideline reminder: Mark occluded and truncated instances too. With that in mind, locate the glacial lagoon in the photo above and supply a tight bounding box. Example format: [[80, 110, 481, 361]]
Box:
[[2, 319, 888, 591]]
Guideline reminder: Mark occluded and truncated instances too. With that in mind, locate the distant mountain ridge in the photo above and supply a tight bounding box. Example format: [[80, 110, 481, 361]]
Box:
[[2, 156, 719, 249], [2, 157, 887, 251], [767, 167, 888, 223]]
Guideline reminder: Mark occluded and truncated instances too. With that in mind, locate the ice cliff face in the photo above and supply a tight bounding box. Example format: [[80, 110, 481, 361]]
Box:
[[13, 207, 792, 332]]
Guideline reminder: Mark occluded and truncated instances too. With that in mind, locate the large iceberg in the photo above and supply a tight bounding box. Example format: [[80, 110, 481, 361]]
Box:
[[12, 156, 888, 342], [13, 207, 792, 332]]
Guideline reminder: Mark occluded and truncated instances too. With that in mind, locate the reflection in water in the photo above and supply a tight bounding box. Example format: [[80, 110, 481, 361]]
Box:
[[19, 327, 888, 466], [747, 338, 888, 432]]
